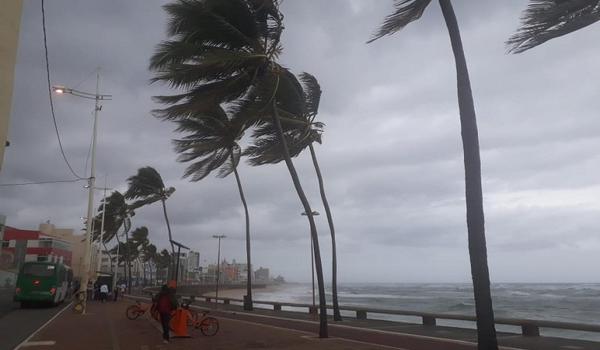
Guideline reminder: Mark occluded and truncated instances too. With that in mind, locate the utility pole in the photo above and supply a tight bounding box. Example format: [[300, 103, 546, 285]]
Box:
[[53, 70, 111, 314], [212, 234, 226, 305]]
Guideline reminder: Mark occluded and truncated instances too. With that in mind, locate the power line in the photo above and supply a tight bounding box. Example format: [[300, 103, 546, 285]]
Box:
[[0, 179, 84, 187], [41, 0, 85, 180]]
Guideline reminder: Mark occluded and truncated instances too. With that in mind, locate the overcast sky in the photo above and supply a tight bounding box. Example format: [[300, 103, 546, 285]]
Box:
[[1, 0, 599, 284]]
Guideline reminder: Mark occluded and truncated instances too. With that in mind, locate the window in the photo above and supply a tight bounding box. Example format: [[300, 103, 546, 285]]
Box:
[[37, 256, 49, 262], [38, 239, 53, 248], [23, 263, 55, 277], [1, 241, 8, 248]]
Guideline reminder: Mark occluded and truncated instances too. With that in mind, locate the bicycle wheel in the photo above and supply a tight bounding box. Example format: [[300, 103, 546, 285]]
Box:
[[199, 317, 219, 336], [126, 305, 143, 320]]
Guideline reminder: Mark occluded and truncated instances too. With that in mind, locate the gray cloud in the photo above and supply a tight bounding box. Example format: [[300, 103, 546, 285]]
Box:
[[1, 0, 599, 283]]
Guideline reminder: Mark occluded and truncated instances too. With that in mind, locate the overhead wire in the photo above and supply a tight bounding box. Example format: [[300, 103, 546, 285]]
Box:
[[0, 179, 85, 187], [41, 0, 86, 180]]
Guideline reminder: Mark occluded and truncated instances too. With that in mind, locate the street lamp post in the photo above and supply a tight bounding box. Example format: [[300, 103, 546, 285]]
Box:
[[301, 210, 319, 310], [53, 71, 111, 314], [212, 234, 226, 306]]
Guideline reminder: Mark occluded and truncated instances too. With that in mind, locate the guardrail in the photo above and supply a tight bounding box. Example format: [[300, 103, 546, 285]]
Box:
[[195, 295, 600, 337]]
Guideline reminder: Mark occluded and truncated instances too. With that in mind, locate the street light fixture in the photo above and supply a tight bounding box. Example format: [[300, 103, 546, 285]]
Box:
[[301, 211, 319, 310], [212, 234, 226, 306], [53, 70, 111, 315], [170, 239, 190, 286]]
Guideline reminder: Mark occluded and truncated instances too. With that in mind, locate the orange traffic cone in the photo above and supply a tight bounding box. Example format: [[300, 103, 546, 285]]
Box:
[[170, 308, 190, 338]]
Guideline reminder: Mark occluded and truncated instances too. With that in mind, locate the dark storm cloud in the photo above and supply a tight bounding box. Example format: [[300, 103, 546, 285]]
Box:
[[1, 0, 599, 282]]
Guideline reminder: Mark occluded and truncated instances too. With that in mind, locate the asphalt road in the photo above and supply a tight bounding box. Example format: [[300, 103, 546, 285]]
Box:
[[0, 289, 69, 350]]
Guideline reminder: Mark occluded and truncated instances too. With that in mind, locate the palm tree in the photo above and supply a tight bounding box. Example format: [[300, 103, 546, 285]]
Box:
[[156, 249, 172, 284], [124, 167, 176, 278], [149, 0, 329, 335], [167, 106, 255, 310], [143, 244, 158, 285], [131, 227, 150, 285], [98, 191, 135, 293], [507, 0, 600, 53], [244, 72, 343, 321], [368, 1, 497, 348]]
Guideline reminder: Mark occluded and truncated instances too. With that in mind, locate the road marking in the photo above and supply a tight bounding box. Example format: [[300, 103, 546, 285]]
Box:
[[13, 302, 72, 350], [20, 341, 56, 347]]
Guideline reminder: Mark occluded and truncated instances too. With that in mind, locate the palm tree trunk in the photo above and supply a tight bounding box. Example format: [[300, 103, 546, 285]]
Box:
[[124, 228, 132, 294], [308, 143, 342, 321], [231, 151, 253, 311], [272, 100, 328, 338], [161, 198, 176, 279], [439, 1, 498, 349]]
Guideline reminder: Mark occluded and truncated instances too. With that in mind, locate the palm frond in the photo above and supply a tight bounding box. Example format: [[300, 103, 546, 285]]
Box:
[[163, 0, 261, 51], [299, 72, 322, 118], [125, 167, 165, 200], [217, 145, 241, 178], [507, 0, 600, 53], [367, 0, 432, 43]]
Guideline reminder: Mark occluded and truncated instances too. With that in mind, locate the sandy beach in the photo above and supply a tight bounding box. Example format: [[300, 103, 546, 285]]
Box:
[[202, 284, 283, 299]]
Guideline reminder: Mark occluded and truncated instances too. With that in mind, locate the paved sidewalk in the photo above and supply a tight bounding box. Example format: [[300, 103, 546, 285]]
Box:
[[16, 300, 406, 350], [15, 297, 600, 350]]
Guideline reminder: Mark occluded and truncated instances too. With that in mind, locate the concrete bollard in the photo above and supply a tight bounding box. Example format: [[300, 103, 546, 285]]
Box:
[[356, 310, 367, 320], [521, 324, 540, 337], [422, 316, 436, 326]]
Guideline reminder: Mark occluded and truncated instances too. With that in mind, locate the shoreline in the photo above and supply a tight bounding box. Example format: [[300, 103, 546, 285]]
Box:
[[201, 284, 283, 299]]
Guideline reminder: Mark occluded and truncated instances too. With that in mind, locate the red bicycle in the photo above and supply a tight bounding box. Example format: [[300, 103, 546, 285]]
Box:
[[178, 296, 219, 336]]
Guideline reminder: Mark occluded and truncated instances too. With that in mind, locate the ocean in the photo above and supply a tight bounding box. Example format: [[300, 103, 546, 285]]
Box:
[[252, 283, 600, 342]]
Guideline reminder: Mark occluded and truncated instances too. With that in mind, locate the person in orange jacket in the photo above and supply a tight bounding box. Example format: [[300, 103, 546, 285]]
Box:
[[156, 285, 178, 343]]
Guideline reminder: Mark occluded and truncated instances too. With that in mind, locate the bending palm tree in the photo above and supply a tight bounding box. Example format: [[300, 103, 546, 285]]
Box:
[[150, 0, 329, 336], [507, 0, 600, 54], [125, 167, 176, 277], [169, 106, 255, 310], [369, 1, 498, 348], [99, 191, 135, 293], [245, 73, 343, 321]]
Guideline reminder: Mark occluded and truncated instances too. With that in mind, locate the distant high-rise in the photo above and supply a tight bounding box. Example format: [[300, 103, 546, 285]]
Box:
[[188, 250, 200, 271]]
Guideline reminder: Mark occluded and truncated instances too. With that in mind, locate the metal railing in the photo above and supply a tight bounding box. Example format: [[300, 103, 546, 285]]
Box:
[[197, 295, 600, 337]]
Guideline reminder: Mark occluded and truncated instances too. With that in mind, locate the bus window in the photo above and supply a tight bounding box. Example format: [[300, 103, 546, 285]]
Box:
[[22, 264, 56, 277]]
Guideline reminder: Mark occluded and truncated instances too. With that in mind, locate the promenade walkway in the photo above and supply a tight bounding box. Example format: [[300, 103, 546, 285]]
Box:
[[13, 297, 600, 350]]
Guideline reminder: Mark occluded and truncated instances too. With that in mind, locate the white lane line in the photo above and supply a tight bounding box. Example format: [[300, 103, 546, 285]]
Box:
[[13, 302, 72, 350], [20, 341, 56, 347]]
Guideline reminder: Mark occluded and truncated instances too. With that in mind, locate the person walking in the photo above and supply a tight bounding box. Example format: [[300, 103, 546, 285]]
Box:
[[156, 285, 177, 344], [99, 283, 109, 303]]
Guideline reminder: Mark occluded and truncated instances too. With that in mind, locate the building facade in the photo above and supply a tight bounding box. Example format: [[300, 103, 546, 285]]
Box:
[[1, 226, 73, 270], [0, 0, 23, 171]]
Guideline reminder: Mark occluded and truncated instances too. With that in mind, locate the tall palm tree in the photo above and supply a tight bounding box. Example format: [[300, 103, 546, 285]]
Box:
[[149, 0, 329, 335], [124, 167, 176, 277], [368, 1, 497, 348], [244, 72, 343, 321], [98, 191, 135, 293], [168, 106, 255, 310], [131, 227, 150, 285], [156, 249, 172, 284], [507, 0, 600, 53], [143, 243, 158, 285]]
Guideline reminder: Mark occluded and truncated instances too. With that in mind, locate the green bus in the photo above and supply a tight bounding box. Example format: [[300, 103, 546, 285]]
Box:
[[14, 261, 73, 307]]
